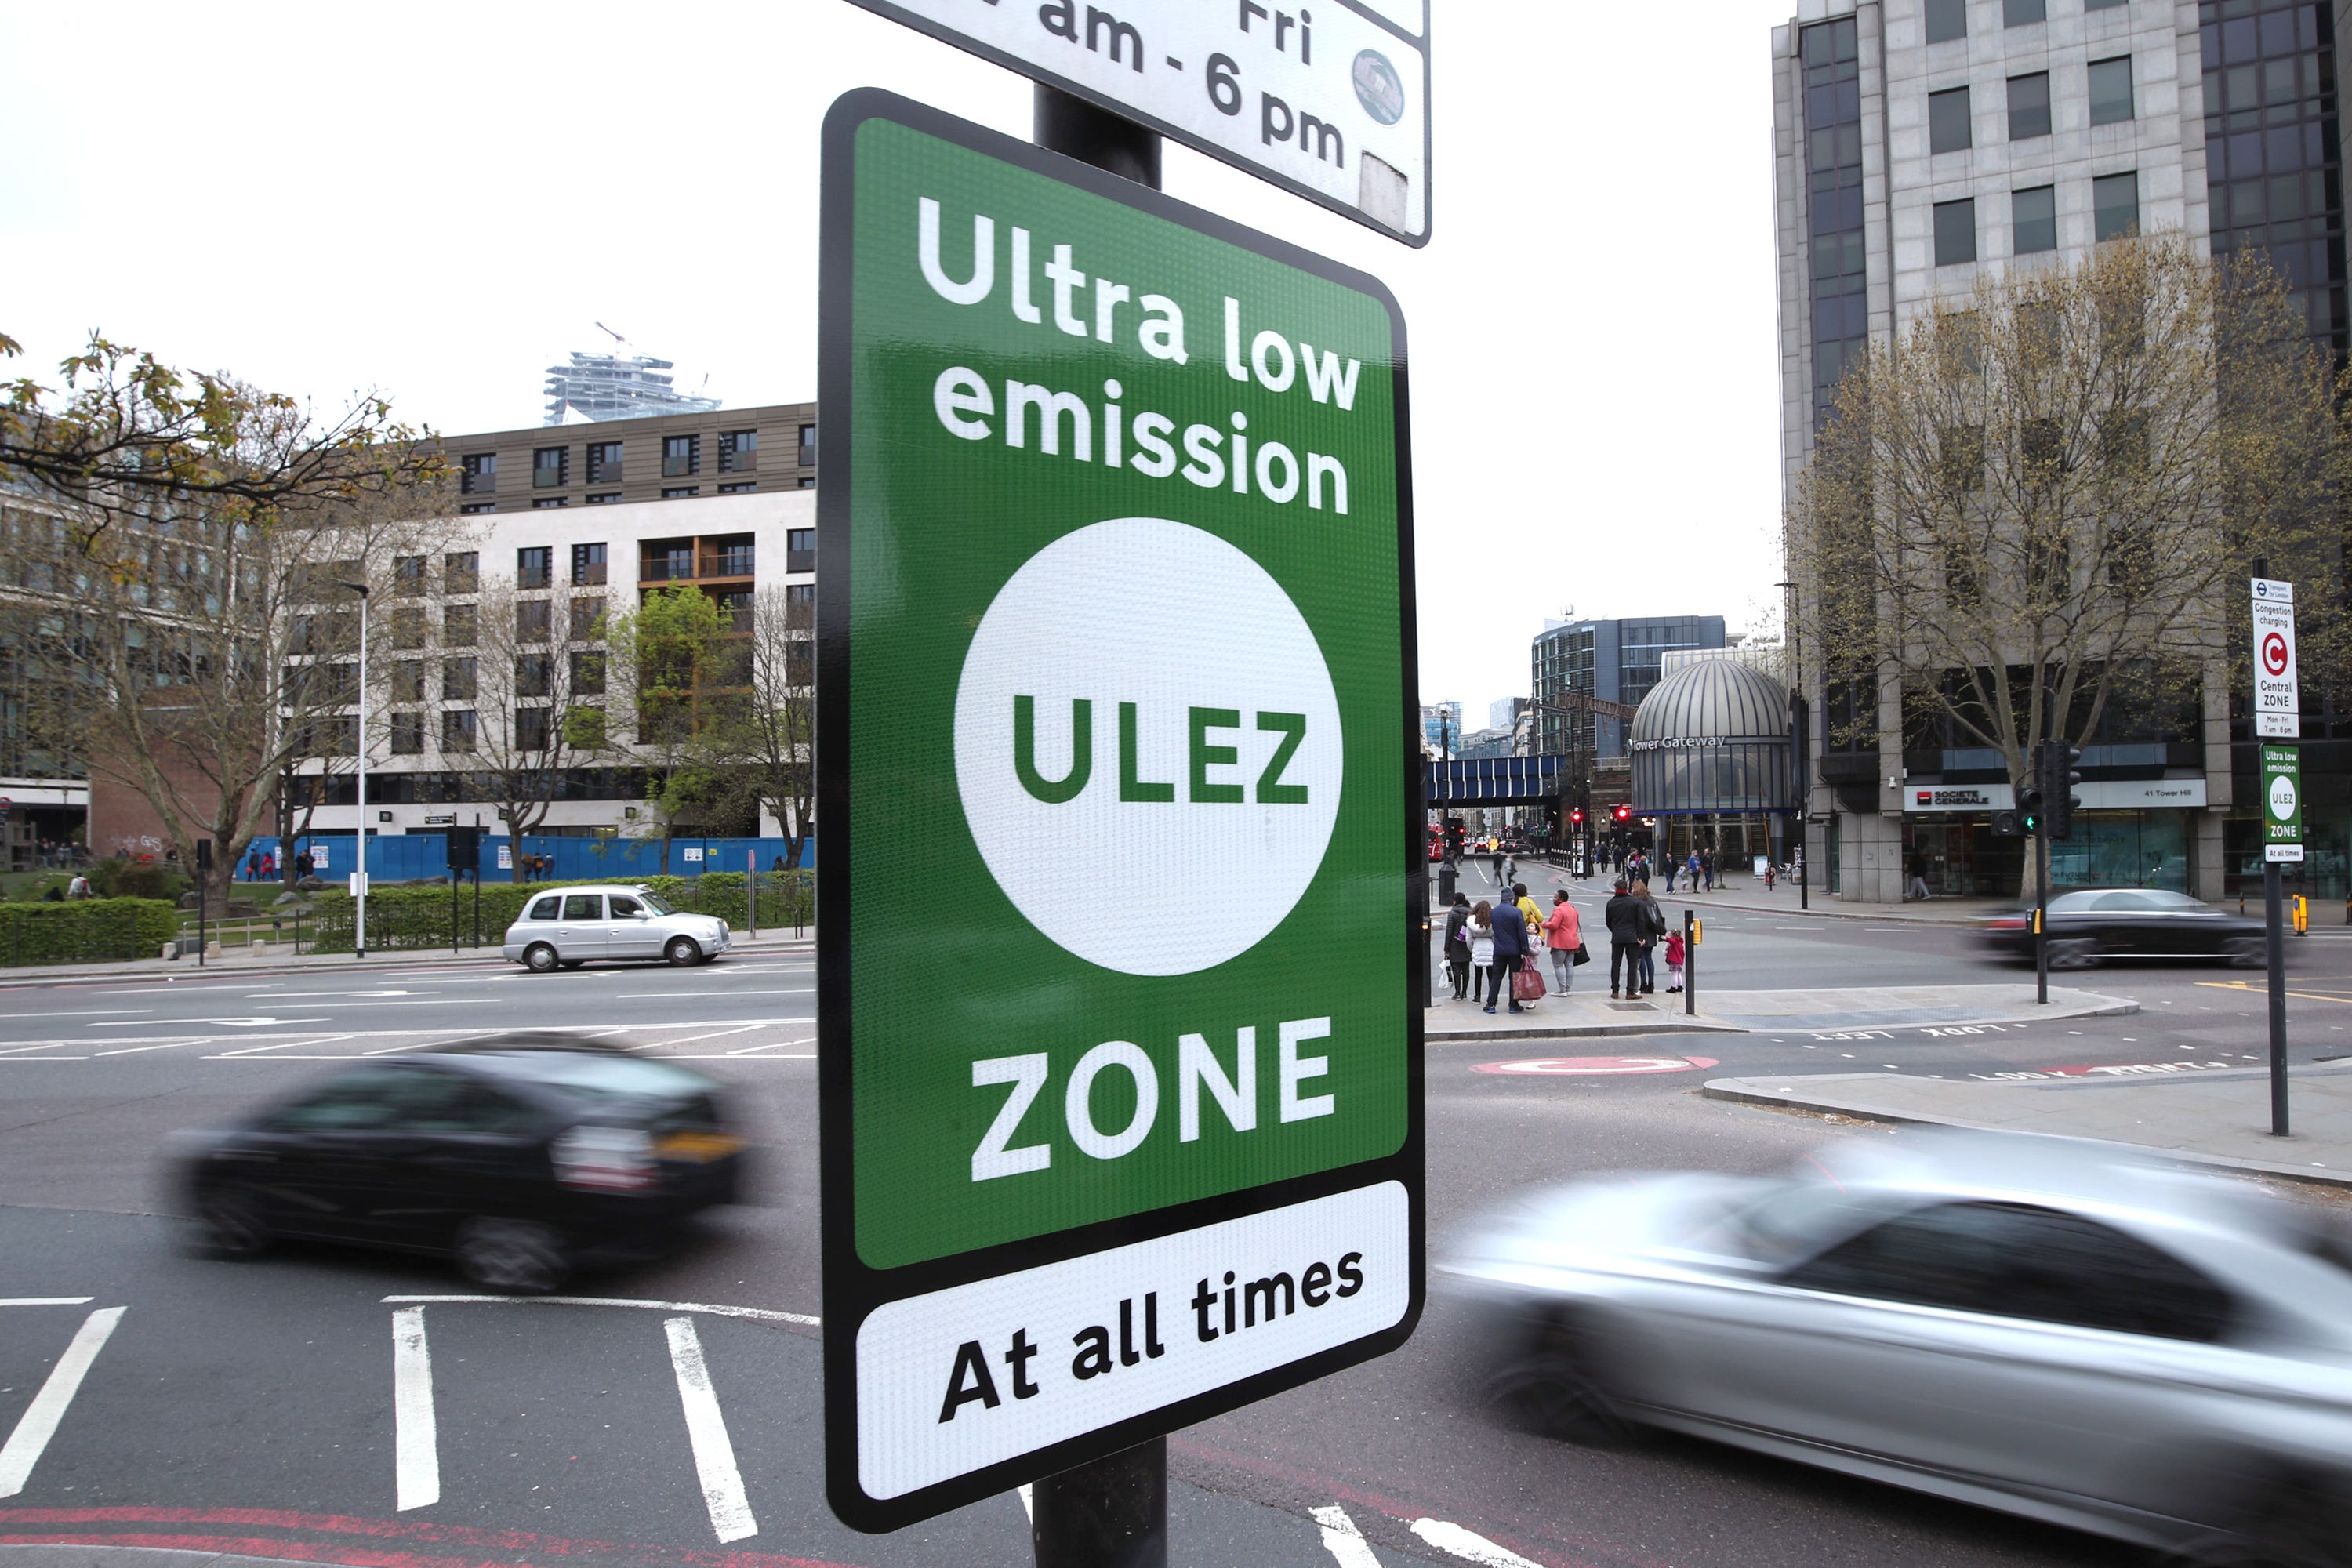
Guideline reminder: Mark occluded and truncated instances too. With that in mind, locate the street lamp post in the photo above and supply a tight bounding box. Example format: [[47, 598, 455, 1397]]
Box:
[[341, 581, 372, 960], [1774, 579, 1808, 912]]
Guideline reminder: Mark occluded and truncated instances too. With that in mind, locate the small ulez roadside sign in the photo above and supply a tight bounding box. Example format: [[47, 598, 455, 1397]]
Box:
[[845, 0, 1432, 245], [816, 90, 1421, 1532]]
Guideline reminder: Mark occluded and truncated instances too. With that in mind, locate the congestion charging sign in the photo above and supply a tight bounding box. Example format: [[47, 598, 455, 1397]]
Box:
[[815, 92, 1421, 1530]]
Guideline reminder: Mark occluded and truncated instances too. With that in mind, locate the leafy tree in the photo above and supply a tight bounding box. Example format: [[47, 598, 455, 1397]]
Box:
[[601, 583, 742, 873]]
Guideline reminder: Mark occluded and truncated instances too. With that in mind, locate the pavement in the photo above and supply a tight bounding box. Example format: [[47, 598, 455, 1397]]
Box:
[[1706, 1057, 2352, 1185], [0, 928, 815, 987], [1425, 982, 2133, 1040]]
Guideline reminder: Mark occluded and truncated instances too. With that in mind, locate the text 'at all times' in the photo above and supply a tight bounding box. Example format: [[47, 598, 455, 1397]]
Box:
[[917, 198, 1363, 512]]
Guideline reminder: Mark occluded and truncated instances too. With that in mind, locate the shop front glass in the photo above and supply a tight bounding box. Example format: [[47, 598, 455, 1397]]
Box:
[[2044, 811, 2190, 892]]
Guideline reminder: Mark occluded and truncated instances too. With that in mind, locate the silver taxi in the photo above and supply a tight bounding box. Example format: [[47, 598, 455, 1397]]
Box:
[[501, 885, 731, 971]]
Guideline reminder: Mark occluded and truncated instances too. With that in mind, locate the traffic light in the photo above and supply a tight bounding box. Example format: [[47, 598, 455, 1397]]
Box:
[[1991, 810, 2024, 838], [1569, 807, 1584, 826], [1613, 804, 1632, 824], [2038, 740, 2084, 841], [2017, 782, 2045, 836]]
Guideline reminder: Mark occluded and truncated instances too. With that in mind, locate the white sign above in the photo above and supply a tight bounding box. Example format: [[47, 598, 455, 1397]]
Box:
[[848, 0, 1430, 244], [2252, 576, 2299, 740]]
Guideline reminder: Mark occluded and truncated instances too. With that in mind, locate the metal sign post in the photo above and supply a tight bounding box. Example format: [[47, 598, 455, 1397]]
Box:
[[848, 0, 1431, 245], [2254, 575, 2301, 1136], [817, 89, 1420, 1537]]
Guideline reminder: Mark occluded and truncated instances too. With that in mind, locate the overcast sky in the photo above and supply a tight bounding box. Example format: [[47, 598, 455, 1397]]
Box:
[[0, 0, 1793, 720]]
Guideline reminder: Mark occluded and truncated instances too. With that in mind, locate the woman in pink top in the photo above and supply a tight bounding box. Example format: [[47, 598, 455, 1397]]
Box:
[[1543, 889, 1583, 996]]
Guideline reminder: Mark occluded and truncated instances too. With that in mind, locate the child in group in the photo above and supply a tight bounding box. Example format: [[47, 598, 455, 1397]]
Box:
[[1663, 927, 1686, 993]]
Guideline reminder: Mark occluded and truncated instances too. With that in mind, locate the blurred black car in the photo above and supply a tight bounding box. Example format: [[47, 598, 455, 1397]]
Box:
[[1981, 889, 2267, 970], [169, 1036, 745, 1292]]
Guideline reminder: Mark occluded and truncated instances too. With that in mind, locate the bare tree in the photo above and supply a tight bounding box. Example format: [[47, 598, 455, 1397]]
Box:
[[465, 572, 612, 840], [0, 341, 450, 907], [726, 584, 815, 868], [1787, 234, 2345, 877]]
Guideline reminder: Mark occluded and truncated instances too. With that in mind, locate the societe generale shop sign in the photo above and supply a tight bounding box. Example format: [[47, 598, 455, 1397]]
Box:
[[815, 92, 1421, 1531]]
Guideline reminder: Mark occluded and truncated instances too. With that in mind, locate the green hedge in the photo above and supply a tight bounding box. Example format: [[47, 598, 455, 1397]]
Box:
[[0, 898, 180, 966], [306, 871, 811, 953]]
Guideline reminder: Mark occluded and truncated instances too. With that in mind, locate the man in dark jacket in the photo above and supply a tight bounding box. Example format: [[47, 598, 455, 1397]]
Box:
[[1604, 880, 1646, 997], [1486, 892, 1530, 1014]]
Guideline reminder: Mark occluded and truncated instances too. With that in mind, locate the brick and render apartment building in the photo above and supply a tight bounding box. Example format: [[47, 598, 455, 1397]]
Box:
[[278, 401, 818, 845], [1773, 0, 2350, 902]]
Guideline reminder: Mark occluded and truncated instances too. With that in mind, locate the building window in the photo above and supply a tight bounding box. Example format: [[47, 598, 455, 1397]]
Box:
[[532, 496, 568, 510], [1934, 197, 1978, 265], [786, 583, 815, 612], [662, 486, 699, 499], [643, 541, 693, 581], [2013, 185, 2058, 252], [1925, 0, 1966, 43], [718, 430, 758, 472], [460, 453, 496, 494], [2086, 0, 2126, 9], [587, 440, 623, 485], [663, 434, 699, 477], [515, 708, 550, 752], [2008, 72, 2051, 140], [441, 710, 478, 753], [517, 546, 552, 590], [442, 656, 477, 702], [1929, 86, 1972, 153], [515, 652, 552, 699], [394, 554, 427, 596], [517, 599, 552, 643], [797, 476, 815, 488], [390, 712, 424, 756], [569, 595, 605, 640], [797, 423, 817, 466], [586, 492, 622, 505], [2089, 56, 2133, 125], [390, 606, 427, 651], [787, 527, 815, 572], [572, 542, 607, 586], [717, 481, 757, 494], [569, 648, 607, 696], [1802, 13, 1867, 426], [444, 552, 479, 594], [2094, 170, 2141, 240], [444, 603, 479, 648], [392, 660, 426, 702], [2004, 0, 2045, 24], [532, 446, 568, 489], [460, 502, 495, 515], [708, 535, 754, 576]]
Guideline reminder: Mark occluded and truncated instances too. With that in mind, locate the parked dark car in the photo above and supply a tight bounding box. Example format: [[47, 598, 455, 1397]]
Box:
[[1980, 889, 2267, 970], [169, 1036, 746, 1292]]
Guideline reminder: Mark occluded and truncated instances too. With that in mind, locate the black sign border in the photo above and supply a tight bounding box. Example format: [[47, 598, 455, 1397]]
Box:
[[818, 88, 1424, 1534], [843, 0, 1432, 247]]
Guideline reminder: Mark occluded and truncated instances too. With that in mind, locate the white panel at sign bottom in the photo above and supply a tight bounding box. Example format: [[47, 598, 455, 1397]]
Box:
[[857, 1182, 1408, 1498]]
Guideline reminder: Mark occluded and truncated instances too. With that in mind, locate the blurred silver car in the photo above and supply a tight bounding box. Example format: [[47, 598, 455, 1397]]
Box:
[[501, 885, 731, 971], [1442, 1131, 2352, 1564]]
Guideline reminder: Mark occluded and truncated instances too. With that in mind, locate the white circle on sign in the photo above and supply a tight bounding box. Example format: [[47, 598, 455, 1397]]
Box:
[[2270, 772, 2299, 822], [953, 517, 1343, 976]]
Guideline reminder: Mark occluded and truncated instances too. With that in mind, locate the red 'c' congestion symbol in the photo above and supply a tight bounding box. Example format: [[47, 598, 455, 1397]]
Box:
[[2263, 631, 2291, 677]]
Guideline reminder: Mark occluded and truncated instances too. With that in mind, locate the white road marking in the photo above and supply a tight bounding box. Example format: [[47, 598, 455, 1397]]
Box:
[[93, 1016, 328, 1029], [0, 1057, 89, 1062], [92, 1041, 198, 1058], [0, 1306, 125, 1499], [361, 1029, 504, 1057], [658, 1025, 762, 1048], [391, 1306, 439, 1511], [664, 1316, 759, 1543], [1410, 1518, 1541, 1567], [381, 1294, 818, 1327], [0, 1299, 93, 1308], [728, 1037, 816, 1056], [5, 1010, 150, 1020], [209, 1035, 358, 1058], [1312, 1504, 1382, 1567], [0, 1044, 87, 1058], [242, 989, 434, 1000]]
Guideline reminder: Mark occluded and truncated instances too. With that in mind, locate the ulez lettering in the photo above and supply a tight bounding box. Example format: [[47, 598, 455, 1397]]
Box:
[[935, 1250, 1366, 1423]]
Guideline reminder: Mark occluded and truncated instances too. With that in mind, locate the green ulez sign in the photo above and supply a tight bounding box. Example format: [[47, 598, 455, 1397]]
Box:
[[816, 91, 1421, 1529]]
